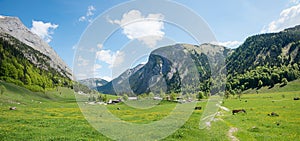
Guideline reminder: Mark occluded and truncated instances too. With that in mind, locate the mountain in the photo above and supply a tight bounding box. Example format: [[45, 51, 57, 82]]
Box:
[[97, 44, 231, 95], [78, 78, 108, 90], [0, 16, 72, 91], [226, 25, 300, 93], [97, 64, 144, 95], [98, 25, 300, 95], [227, 25, 300, 75], [0, 16, 72, 79]]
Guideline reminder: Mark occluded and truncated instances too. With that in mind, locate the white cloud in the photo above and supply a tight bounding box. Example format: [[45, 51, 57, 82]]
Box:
[[72, 44, 78, 50], [97, 43, 103, 49], [102, 76, 112, 81], [108, 10, 165, 48], [77, 56, 89, 67], [96, 50, 114, 64], [92, 64, 102, 78], [261, 3, 300, 33], [87, 6, 96, 16], [79, 5, 96, 23], [211, 41, 242, 48], [96, 49, 124, 68], [30, 20, 58, 43], [78, 16, 86, 22], [94, 64, 102, 70], [75, 73, 88, 80], [75, 64, 102, 80], [290, 0, 300, 5]]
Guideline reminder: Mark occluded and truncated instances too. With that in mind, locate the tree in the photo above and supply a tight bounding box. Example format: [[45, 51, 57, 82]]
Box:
[[103, 94, 108, 102], [148, 92, 155, 99], [122, 94, 128, 101], [97, 94, 102, 102], [225, 91, 230, 99], [271, 73, 280, 84], [240, 85, 245, 91], [159, 92, 166, 100], [198, 91, 204, 100], [92, 96, 96, 101], [281, 78, 288, 86], [258, 80, 263, 88], [170, 92, 177, 101], [0, 85, 6, 95]]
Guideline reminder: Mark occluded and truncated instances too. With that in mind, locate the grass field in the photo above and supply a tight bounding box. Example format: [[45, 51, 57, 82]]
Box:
[[0, 80, 300, 141]]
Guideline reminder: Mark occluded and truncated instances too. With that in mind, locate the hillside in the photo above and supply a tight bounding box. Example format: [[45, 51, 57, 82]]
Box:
[[226, 25, 300, 94], [0, 16, 72, 79], [0, 16, 72, 91], [227, 25, 300, 74]]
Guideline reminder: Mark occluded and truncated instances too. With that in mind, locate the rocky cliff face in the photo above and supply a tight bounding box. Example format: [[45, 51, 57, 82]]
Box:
[[97, 44, 230, 95], [0, 15, 72, 79]]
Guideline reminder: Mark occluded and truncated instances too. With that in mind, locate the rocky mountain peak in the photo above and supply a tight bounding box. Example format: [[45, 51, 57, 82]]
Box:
[[0, 15, 72, 79]]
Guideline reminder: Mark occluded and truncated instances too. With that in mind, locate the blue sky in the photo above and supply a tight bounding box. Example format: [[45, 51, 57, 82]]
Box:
[[1, 0, 300, 81]]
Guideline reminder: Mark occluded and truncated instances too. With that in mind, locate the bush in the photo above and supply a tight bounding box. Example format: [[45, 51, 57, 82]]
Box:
[[25, 85, 44, 92], [198, 91, 204, 100], [0, 85, 6, 95], [281, 78, 288, 86], [122, 94, 128, 101]]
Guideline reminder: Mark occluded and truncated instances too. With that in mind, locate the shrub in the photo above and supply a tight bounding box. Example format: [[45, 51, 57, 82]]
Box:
[[0, 85, 6, 95]]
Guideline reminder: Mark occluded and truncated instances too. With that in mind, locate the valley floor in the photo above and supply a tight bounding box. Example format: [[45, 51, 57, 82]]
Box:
[[0, 81, 300, 141]]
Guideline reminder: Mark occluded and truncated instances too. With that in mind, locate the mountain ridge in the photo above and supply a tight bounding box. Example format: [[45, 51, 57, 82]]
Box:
[[97, 25, 300, 95], [97, 43, 230, 95], [0, 15, 72, 79]]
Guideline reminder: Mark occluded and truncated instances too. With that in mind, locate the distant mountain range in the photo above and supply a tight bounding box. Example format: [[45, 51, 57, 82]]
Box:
[[78, 78, 108, 90], [97, 25, 300, 95]]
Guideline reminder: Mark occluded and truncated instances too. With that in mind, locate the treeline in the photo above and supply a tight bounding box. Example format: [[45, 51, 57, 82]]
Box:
[[226, 65, 300, 94], [0, 34, 72, 92]]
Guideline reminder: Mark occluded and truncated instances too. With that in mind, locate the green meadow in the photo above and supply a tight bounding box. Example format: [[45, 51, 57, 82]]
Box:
[[0, 80, 300, 141]]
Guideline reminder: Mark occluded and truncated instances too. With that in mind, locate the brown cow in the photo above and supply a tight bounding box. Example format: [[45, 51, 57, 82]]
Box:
[[232, 109, 246, 115]]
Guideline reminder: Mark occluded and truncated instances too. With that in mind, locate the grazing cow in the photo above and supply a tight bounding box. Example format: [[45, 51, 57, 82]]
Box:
[[117, 107, 121, 110], [294, 97, 300, 100], [232, 109, 246, 115], [268, 112, 279, 117], [194, 106, 202, 110], [9, 107, 16, 110]]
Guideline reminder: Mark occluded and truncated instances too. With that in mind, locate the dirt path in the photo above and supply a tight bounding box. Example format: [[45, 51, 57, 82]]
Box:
[[227, 127, 239, 141]]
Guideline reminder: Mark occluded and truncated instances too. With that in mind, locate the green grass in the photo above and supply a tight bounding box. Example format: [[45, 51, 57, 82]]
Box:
[[0, 81, 300, 140], [0, 81, 111, 141], [107, 101, 177, 124], [222, 92, 300, 140]]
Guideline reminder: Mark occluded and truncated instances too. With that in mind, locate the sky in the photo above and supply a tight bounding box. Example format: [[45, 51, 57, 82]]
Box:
[[1, 0, 300, 81]]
